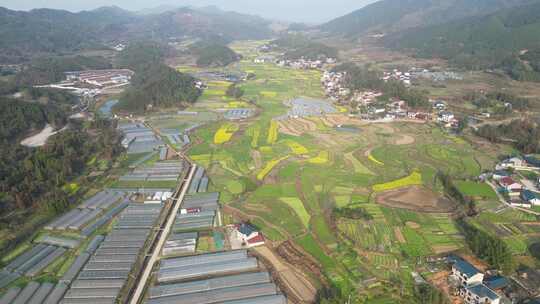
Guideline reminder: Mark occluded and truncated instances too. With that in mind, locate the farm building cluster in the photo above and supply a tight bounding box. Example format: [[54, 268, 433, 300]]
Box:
[[450, 256, 507, 304], [275, 57, 336, 70], [382, 68, 463, 85], [65, 69, 134, 88], [35, 69, 134, 98], [485, 155, 540, 209], [382, 69, 412, 86], [119, 122, 164, 154]]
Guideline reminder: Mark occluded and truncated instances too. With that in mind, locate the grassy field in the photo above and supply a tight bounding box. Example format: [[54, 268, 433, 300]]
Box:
[[455, 181, 498, 199]]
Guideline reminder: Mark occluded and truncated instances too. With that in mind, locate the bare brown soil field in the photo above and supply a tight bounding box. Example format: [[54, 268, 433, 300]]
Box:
[[310, 133, 341, 148], [251, 150, 262, 169], [394, 134, 415, 145], [373, 123, 395, 134], [376, 186, 457, 213], [324, 114, 367, 127], [277, 241, 323, 279], [432, 244, 461, 254], [296, 118, 318, 131], [254, 246, 317, 304], [394, 227, 405, 243], [405, 221, 421, 229], [277, 120, 302, 136], [429, 271, 463, 304]]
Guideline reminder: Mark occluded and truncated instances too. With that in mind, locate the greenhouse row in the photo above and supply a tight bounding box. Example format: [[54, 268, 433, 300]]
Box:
[[180, 192, 220, 213], [187, 166, 209, 194], [59, 203, 163, 303], [0, 281, 68, 304], [2, 243, 67, 278], [44, 191, 124, 231], [173, 210, 216, 232], [162, 232, 198, 256]]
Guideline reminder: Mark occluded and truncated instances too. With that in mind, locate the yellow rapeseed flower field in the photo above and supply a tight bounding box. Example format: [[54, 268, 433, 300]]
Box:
[[214, 123, 239, 145], [373, 171, 422, 192]]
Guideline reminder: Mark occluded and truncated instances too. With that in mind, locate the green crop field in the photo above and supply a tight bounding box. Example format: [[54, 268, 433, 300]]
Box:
[[456, 181, 498, 198]]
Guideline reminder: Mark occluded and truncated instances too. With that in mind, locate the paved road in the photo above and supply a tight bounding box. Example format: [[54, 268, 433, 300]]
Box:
[[128, 164, 197, 304]]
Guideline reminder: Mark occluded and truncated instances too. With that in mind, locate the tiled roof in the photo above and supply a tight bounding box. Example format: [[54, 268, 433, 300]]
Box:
[[467, 283, 500, 300], [237, 223, 257, 236], [247, 234, 265, 245], [521, 190, 539, 201], [454, 260, 481, 277], [484, 276, 509, 290]]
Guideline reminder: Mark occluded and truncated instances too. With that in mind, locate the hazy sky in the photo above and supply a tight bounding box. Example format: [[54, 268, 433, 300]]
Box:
[[0, 0, 376, 23]]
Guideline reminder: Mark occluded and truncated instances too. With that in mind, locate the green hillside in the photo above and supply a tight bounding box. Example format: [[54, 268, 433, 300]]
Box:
[[385, 1, 540, 78], [320, 0, 532, 36], [0, 6, 272, 64]]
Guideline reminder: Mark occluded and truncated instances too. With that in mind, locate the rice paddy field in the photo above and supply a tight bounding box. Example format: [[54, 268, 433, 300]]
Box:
[[143, 41, 539, 302]]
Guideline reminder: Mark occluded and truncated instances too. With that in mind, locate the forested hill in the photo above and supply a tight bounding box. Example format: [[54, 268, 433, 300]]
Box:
[[384, 1, 540, 78], [189, 42, 242, 67], [0, 6, 135, 63], [116, 42, 201, 113], [0, 6, 272, 64], [0, 98, 66, 141], [320, 0, 532, 36]]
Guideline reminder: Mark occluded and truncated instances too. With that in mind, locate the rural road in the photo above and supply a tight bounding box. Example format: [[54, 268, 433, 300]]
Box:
[[128, 163, 197, 304]]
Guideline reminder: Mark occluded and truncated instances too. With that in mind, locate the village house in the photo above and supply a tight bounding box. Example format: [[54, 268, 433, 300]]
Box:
[[460, 283, 501, 304], [450, 258, 504, 304], [521, 190, 540, 206], [452, 259, 484, 286], [438, 111, 455, 123], [524, 156, 540, 168], [498, 177, 523, 194], [496, 157, 524, 170], [492, 170, 511, 180], [232, 223, 265, 248]]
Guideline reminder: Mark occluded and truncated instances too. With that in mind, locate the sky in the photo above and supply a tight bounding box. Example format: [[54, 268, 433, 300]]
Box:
[[0, 0, 376, 23]]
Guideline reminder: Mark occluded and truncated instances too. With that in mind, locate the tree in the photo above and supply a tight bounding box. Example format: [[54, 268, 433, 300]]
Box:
[[226, 84, 244, 99]]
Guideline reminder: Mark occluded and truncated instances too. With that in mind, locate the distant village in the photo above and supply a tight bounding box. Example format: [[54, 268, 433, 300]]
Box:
[[321, 70, 460, 127]]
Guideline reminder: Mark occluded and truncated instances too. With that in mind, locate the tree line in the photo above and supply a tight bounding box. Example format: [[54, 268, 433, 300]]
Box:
[[436, 172, 514, 274], [476, 119, 540, 154]]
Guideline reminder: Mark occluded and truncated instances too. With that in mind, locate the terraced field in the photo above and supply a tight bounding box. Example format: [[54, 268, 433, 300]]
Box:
[[150, 41, 529, 302]]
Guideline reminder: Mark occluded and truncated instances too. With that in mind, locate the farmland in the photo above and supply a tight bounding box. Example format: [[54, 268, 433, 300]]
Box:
[[148, 40, 536, 302]]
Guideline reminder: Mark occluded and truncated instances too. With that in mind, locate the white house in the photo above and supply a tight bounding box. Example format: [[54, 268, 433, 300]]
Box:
[[498, 177, 522, 193], [497, 157, 524, 170], [460, 284, 501, 304], [438, 111, 455, 123], [452, 260, 484, 286], [233, 223, 265, 248], [492, 170, 511, 180]]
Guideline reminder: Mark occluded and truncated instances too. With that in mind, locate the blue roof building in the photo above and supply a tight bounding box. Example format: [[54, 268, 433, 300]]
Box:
[[461, 284, 501, 304], [484, 276, 509, 290], [524, 156, 540, 168], [452, 258, 484, 286]]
